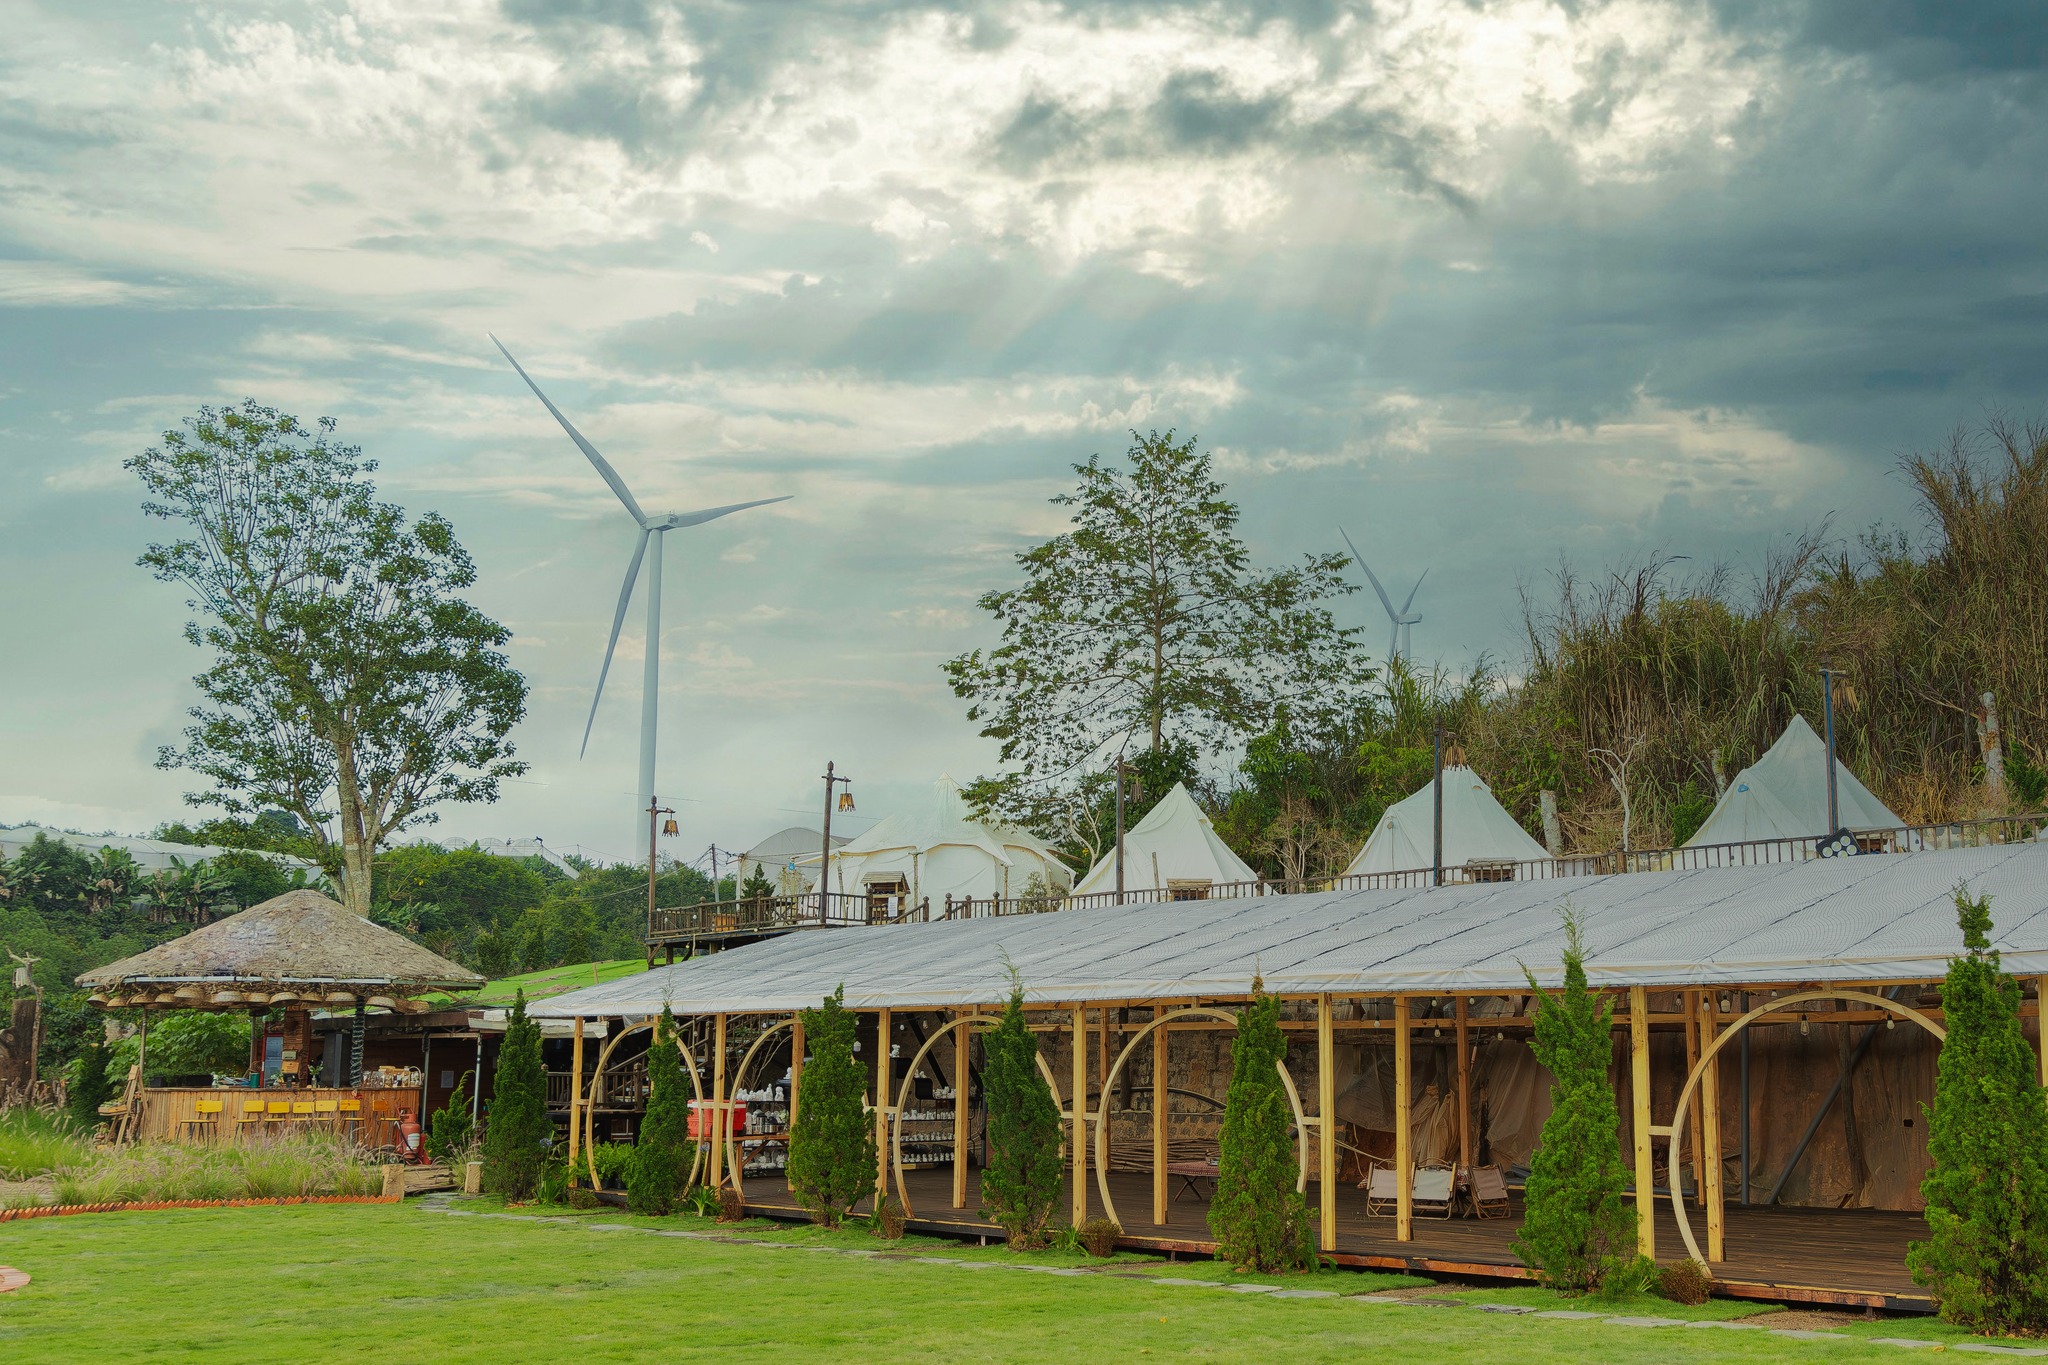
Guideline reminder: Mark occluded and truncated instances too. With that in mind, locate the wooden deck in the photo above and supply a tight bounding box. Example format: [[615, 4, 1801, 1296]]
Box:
[[736, 1168, 1931, 1311]]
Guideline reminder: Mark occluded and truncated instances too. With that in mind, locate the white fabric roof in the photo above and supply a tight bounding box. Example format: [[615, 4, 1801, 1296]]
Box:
[[1685, 715, 1903, 846], [437, 836, 580, 877], [812, 776, 1071, 902], [530, 841, 2048, 1017], [1343, 767, 1548, 877], [1074, 782, 1256, 896], [0, 823, 316, 873]]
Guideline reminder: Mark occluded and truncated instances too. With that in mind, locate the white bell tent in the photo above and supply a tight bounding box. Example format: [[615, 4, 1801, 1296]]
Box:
[[1683, 714, 1903, 846], [819, 776, 1072, 905], [1072, 782, 1257, 898], [1342, 766, 1548, 877]]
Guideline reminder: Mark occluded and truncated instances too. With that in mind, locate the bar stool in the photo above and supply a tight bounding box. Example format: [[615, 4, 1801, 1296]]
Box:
[[337, 1098, 365, 1145], [234, 1098, 267, 1140], [178, 1098, 225, 1143], [290, 1100, 316, 1133], [263, 1100, 291, 1131], [314, 1098, 341, 1133]]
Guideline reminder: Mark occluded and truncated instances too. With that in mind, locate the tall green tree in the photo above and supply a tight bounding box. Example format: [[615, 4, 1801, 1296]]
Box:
[[1208, 981, 1314, 1271], [944, 430, 1373, 845], [629, 1006, 691, 1215], [979, 982, 1063, 1247], [786, 986, 875, 1227], [1513, 907, 1638, 1293], [130, 401, 528, 917], [1909, 887, 2048, 1332], [483, 990, 549, 1201]]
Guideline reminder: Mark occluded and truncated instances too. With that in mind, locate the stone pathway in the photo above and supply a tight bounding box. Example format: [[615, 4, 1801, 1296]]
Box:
[[0, 1267, 30, 1293]]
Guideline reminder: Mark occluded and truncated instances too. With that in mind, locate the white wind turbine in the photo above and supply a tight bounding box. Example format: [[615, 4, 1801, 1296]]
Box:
[[492, 336, 790, 841], [1338, 526, 1426, 664]]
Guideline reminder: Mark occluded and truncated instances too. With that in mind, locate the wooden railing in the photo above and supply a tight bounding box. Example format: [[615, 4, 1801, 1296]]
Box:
[[646, 813, 2046, 941]]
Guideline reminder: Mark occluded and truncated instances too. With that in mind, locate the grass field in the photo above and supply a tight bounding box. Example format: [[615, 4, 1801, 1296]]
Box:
[[0, 1196, 2028, 1363], [427, 959, 648, 1008]]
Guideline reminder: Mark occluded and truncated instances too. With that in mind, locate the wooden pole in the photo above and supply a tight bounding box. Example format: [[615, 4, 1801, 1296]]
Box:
[[568, 1016, 584, 1186], [1071, 1004, 1088, 1227], [1684, 989, 1704, 1205], [875, 1008, 893, 1204], [710, 1012, 728, 1191], [790, 1016, 804, 1133], [952, 1009, 971, 1210], [2036, 978, 2048, 1091], [1628, 985, 1655, 1259], [1454, 996, 1473, 1173], [1701, 992, 1725, 1262], [1152, 1002, 1169, 1227], [1317, 993, 1336, 1252], [1395, 996, 1412, 1242]]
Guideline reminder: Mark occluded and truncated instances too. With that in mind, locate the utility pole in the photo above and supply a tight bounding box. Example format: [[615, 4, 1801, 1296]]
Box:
[[821, 762, 853, 917], [706, 844, 722, 901], [1432, 719, 1445, 887], [1114, 755, 1128, 905], [647, 797, 676, 937]]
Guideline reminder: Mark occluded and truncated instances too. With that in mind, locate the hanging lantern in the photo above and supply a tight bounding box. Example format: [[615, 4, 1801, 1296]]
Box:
[[838, 790, 856, 813], [662, 816, 679, 837]]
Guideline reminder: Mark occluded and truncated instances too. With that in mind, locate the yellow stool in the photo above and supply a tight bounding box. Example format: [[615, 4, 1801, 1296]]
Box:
[[234, 1098, 267, 1139], [314, 1099, 341, 1133], [263, 1100, 291, 1131], [178, 1098, 225, 1143], [337, 1098, 365, 1145], [289, 1100, 316, 1133]]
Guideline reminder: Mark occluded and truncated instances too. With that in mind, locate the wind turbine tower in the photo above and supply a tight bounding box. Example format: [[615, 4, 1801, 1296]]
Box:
[[1338, 526, 1426, 664], [493, 336, 790, 847]]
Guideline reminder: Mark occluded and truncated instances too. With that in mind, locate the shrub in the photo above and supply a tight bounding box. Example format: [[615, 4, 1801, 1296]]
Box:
[[866, 1193, 905, 1239], [1513, 906, 1639, 1294], [536, 1146, 570, 1206], [425, 1071, 475, 1165], [1659, 1258, 1713, 1305], [980, 980, 1063, 1248], [1079, 1216, 1123, 1258], [718, 1186, 746, 1224], [786, 986, 876, 1228], [482, 990, 550, 1201], [628, 1006, 690, 1216], [685, 1184, 721, 1218], [1909, 887, 2048, 1333], [1208, 981, 1315, 1273], [588, 1142, 634, 1189], [566, 1186, 600, 1210]]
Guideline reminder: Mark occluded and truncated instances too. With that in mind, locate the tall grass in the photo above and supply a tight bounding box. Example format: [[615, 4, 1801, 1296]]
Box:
[[52, 1133, 382, 1206], [0, 1106, 91, 1179]]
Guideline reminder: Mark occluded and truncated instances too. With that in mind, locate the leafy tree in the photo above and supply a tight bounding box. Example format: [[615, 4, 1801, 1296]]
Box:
[[1208, 981, 1314, 1271], [1513, 907, 1638, 1293], [482, 990, 550, 1200], [66, 1033, 117, 1128], [426, 1071, 475, 1164], [945, 429, 1373, 839], [1909, 887, 2048, 1332], [629, 1006, 691, 1215], [786, 986, 875, 1227], [113, 1010, 249, 1078], [130, 401, 528, 917], [979, 981, 1063, 1247]]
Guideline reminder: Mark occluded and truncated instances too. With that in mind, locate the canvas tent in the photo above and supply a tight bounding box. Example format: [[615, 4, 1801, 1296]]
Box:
[[0, 822, 318, 874], [1342, 766, 1547, 877], [1073, 782, 1256, 898], [1684, 715, 1904, 847], [738, 825, 848, 895], [817, 776, 1072, 905]]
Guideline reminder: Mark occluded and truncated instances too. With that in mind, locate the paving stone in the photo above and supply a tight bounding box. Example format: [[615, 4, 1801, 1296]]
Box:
[[1267, 1289, 1338, 1299], [1345, 1294, 1415, 1304], [1604, 1316, 1688, 1328], [1531, 1310, 1606, 1320], [1152, 1277, 1230, 1287], [1223, 1283, 1285, 1293], [1686, 1321, 1765, 1330], [1471, 1304, 1535, 1315], [1769, 1330, 1851, 1341]]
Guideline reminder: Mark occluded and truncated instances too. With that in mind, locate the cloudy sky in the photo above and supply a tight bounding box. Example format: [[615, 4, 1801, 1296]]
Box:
[[3, 0, 2043, 867]]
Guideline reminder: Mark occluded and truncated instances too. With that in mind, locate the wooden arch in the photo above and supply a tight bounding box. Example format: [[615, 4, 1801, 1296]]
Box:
[[580, 1017, 706, 1192], [1092, 1006, 1311, 1232], [720, 1018, 794, 1195], [1662, 988, 1945, 1266], [888, 1013, 1062, 1218]]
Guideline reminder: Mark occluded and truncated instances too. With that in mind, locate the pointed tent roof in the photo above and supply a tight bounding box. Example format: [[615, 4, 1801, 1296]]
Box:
[[1684, 714, 1903, 846], [1074, 782, 1257, 896], [826, 777, 1067, 873], [77, 889, 484, 1001], [1343, 766, 1548, 877]]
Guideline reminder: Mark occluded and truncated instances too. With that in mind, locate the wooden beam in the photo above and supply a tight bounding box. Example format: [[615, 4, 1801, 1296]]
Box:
[[1629, 985, 1654, 1259], [568, 1015, 584, 1186], [710, 1012, 728, 1191], [1454, 996, 1473, 1173], [1317, 993, 1336, 1252], [1701, 991, 1725, 1262], [1071, 1004, 1088, 1227], [1153, 1003, 1169, 1227], [789, 1016, 804, 1133], [1685, 989, 1704, 1205], [1395, 996, 1412, 1242], [952, 1008, 971, 1210], [875, 1008, 893, 1204]]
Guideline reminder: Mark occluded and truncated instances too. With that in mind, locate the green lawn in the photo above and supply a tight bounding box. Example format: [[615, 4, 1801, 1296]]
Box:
[[428, 959, 648, 1008], [0, 1197, 2021, 1363]]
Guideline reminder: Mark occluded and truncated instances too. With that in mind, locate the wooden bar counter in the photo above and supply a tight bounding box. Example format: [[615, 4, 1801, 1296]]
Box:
[[134, 1086, 423, 1146]]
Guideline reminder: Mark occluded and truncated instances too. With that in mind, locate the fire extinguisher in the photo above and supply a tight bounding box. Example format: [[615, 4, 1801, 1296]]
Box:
[[397, 1109, 424, 1164]]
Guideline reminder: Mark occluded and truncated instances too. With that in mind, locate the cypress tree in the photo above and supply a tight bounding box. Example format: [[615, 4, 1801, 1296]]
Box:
[[1513, 907, 1638, 1293], [67, 1034, 117, 1131], [1909, 887, 2048, 1333], [786, 986, 876, 1227], [482, 989, 550, 1201], [1208, 980, 1315, 1272], [979, 982, 1063, 1247], [629, 1005, 691, 1216]]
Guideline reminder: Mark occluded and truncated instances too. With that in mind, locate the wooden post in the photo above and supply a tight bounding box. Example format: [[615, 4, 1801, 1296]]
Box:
[[1454, 996, 1473, 1173], [1395, 996, 1412, 1242], [710, 1013, 728, 1191], [1317, 993, 1336, 1252], [1071, 1004, 1088, 1227], [1701, 992, 1725, 1262], [2036, 978, 2048, 1091], [875, 1008, 893, 1203], [790, 1016, 804, 1133], [1152, 1002, 1169, 1227], [1684, 990, 1704, 1205], [568, 1015, 584, 1185], [952, 1009, 971, 1210], [1628, 985, 1654, 1259]]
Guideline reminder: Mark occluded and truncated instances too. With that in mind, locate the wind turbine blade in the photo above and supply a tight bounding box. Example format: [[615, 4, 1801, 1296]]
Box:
[[663, 495, 793, 529], [1338, 526, 1400, 621], [1400, 569, 1429, 616], [582, 527, 650, 758], [491, 334, 648, 527]]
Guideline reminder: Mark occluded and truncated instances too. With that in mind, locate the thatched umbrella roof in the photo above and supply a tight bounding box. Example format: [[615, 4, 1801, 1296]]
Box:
[[77, 889, 484, 1012]]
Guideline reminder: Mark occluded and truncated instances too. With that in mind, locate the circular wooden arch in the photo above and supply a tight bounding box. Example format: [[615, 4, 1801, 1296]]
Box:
[[1092, 1006, 1311, 1232], [581, 1017, 706, 1192], [720, 1018, 795, 1196], [1663, 988, 1945, 1266], [888, 1013, 1063, 1218]]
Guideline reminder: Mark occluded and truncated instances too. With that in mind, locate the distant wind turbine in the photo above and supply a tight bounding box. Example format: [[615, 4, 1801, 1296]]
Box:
[[491, 335, 790, 840], [1338, 526, 1426, 664]]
